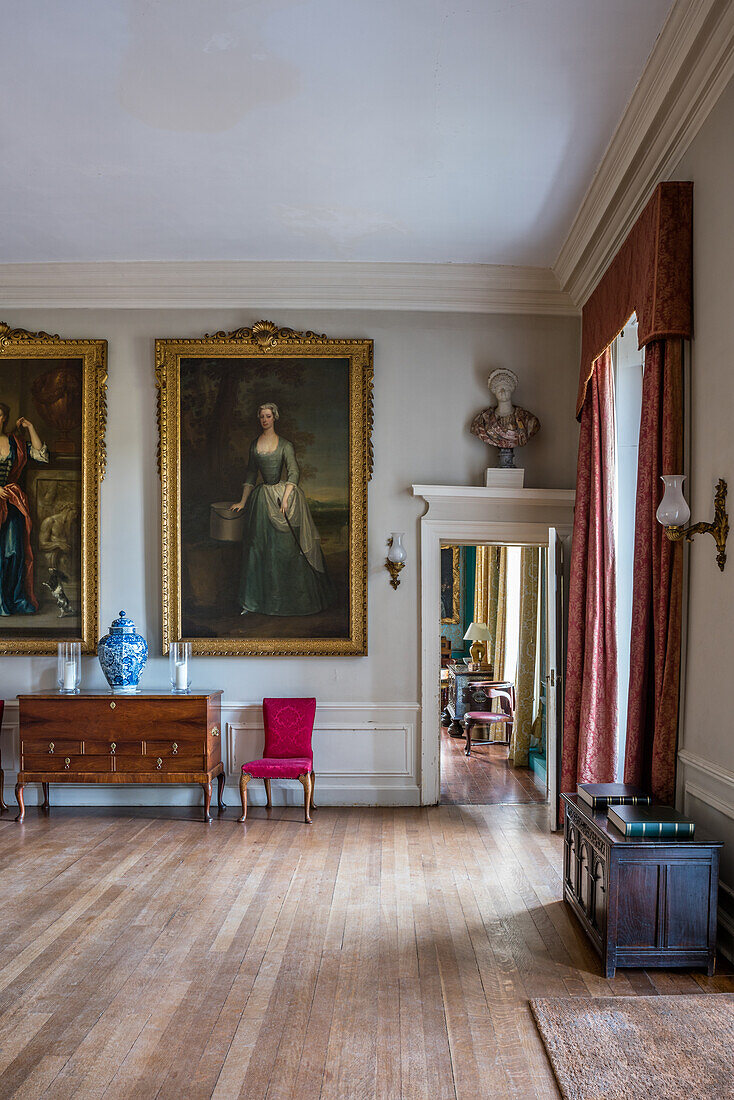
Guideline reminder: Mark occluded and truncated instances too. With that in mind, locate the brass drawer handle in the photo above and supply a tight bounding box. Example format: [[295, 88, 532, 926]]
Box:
[[49, 742, 54, 754], [110, 701, 116, 710], [211, 726, 220, 737], [172, 742, 178, 754], [64, 757, 71, 770], [110, 742, 116, 754], [156, 757, 163, 770]]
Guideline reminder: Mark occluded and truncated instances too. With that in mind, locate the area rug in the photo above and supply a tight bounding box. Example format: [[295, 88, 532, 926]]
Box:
[[530, 994, 734, 1100]]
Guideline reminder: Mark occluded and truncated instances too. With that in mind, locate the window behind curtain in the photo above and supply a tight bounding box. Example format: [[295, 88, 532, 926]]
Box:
[[613, 316, 643, 780]]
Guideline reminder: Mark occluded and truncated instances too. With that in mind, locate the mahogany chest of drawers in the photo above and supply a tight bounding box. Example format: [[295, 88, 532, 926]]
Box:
[[562, 793, 722, 978], [15, 691, 225, 822]]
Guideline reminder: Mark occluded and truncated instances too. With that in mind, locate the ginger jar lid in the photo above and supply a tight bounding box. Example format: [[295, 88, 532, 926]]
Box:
[[108, 610, 138, 635]]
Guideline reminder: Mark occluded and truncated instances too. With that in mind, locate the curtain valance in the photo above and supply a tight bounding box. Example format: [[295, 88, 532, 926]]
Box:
[[576, 181, 693, 418]]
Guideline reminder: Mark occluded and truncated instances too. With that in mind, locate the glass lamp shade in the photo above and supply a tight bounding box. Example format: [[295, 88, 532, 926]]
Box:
[[463, 621, 491, 642], [387, 533, 407, 564], [656, 475, 691, 528]]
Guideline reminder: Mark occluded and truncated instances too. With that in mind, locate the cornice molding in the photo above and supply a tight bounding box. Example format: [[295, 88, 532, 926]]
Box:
[[555, 0, 734, 306], [0, 260, 578, 316]]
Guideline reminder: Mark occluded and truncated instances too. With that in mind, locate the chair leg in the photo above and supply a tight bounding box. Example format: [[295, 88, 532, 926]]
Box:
[[298, 773, 312, 824], [238, 772, 252, 823], [310, 770, 317, 811], [464, 719, 473, 756], [0, 762, 6, 812], [264, 777, 272, 809]]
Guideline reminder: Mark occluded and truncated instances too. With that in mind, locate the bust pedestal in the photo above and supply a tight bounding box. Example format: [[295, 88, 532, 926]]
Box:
[[485, 468, 525, 488]]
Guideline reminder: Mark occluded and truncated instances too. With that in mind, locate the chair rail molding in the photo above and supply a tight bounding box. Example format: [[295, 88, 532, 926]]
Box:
[[0, 699, 420, 808], [412, 483, 575, 806], [0, 260, 577, 316], [555, 0, 734, 305]]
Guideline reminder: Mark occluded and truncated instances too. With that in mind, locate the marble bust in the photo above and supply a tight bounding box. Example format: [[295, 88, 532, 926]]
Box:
[[470, 368, 540, 468]]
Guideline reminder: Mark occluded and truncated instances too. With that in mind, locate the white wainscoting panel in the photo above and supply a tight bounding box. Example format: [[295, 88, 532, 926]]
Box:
[[0, 700, 420, 810], [678, 748, 734, 963]]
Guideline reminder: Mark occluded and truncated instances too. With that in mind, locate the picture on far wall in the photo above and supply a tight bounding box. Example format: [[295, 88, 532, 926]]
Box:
[[0, 323, 107, 654], [156, 320, 373, 657], [441, 545, 461, 624]]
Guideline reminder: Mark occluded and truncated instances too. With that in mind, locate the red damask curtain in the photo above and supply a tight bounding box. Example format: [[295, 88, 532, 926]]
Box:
[[561, 348, 618, 799], [623, 339, 684, 803], [563, 180, 692, 810]]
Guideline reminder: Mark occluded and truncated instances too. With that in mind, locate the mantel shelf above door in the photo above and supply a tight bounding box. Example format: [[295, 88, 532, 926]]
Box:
[[411, 484, 576, 531]]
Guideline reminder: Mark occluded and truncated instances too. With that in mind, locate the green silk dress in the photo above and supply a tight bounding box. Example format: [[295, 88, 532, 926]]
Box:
[[238, 437, 336, 616]]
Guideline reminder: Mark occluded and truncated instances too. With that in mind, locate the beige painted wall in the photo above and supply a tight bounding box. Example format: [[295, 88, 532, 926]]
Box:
[[0, 305, 579, 803], [670, 75, 734, 948]]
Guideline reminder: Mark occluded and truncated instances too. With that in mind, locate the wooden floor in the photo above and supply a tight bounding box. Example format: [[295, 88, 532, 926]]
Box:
[[441, 725, 546, 805], [1, 803, 732, 1100]]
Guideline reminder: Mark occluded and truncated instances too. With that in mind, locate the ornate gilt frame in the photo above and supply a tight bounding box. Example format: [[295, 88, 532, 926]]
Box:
[[441, 545, 461, 624], [0, 322, 107, 655], [156, 320, 373, 656]]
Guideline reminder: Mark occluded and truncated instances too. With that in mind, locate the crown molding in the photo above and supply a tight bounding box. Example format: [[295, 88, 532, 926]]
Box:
[[0, 260, 578, 316], [555, 0, 734, 306]]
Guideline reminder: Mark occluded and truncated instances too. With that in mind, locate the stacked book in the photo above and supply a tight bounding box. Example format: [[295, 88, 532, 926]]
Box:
[[576, 783, 695, 838]]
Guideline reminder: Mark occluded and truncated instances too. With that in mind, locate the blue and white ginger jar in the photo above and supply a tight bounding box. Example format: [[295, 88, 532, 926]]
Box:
[[97, 610, 148, 694]]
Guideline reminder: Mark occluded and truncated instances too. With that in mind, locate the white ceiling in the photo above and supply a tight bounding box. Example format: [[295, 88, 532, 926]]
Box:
[[1, 0, 673, 266]]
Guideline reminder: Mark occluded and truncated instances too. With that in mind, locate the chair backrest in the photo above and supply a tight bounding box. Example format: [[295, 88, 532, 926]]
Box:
[[263, 697, 316, 759]]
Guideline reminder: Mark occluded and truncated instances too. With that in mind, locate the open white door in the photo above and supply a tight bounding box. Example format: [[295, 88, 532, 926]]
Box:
[[546, 527, 564, 830]]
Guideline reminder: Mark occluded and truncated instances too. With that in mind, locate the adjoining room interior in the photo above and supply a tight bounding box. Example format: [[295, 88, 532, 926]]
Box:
[[440, 542, 549, 806], [2, 3, 734, 1097]]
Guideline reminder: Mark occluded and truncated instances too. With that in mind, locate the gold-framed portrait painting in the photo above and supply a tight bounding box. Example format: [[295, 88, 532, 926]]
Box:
[[441, 545, 461, 624], [0, 323, 106, 654], [156, 320, 373, 656]]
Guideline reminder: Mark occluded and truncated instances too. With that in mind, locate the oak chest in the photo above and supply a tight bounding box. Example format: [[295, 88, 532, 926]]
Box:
[[562, 793, 722, 978]]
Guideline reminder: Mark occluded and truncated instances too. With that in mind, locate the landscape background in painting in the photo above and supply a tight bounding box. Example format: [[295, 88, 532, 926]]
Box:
[[179, 355, 350, 640], [0, 357, 83, 639]]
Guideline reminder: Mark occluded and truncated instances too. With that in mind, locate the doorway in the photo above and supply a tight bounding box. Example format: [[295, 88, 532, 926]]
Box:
[[439, 543, 549, 806]]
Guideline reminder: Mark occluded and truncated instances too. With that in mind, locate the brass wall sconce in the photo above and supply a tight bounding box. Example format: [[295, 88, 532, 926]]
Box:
[[656, 475, 729, 571], [385, 533, 407, 589]]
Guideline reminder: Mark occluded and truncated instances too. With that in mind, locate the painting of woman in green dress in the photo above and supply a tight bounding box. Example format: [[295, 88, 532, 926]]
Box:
[[159, 323, 371, 655], [231, 402, 335, 616]]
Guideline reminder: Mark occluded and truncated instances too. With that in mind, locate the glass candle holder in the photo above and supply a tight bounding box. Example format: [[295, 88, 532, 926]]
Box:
[[57, 641, 81, 694], [170, 641, 191, 694]]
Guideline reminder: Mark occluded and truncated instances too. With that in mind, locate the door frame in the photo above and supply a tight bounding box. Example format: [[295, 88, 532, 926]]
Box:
[[412, 484, 575, 814]]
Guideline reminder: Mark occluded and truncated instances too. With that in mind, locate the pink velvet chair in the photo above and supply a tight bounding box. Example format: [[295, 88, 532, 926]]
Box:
[[238, 698, 317, 824]]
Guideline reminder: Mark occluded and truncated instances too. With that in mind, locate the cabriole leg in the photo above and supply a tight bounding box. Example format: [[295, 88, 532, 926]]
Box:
[[202, 781, 212, 822], [216, 771, 226, 811], [310, 771, 317, 811], [0, 762, 6, 812], [238, 773, 252, 823], [298, 773, 312, 824], [264, 777, 272, 809]]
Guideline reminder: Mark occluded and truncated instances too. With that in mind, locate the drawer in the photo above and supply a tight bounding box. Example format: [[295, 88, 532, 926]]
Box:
[[83, 739, 144, 755], [21, 739, 82, 756], [19, 697, 211, 742], [21, 754, 112, 774], [114, 754, 203, 773], [146, 740, 202, 761]]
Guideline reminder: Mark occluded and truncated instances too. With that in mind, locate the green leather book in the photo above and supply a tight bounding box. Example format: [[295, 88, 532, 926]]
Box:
[[577, 783, 651, 809], [607, 804, 695, 838]]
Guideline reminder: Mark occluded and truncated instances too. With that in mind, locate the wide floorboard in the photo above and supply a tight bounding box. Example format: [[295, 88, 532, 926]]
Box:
[[0, 803, 731, 1099]]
